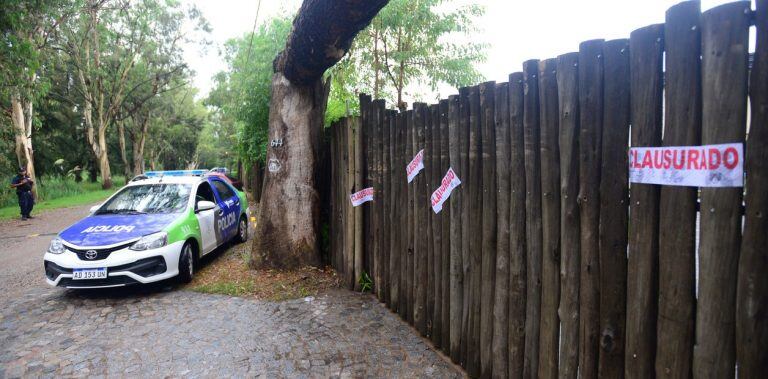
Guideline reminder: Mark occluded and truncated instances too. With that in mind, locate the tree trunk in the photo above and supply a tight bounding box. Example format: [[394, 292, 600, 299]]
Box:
[[252, 0, 388, 269], [118, 121, 132, 178], [96, 124, 112, 189], [10, 95, 38, 198], [251, 74, 329, 268], [132, 116, 149, 176]]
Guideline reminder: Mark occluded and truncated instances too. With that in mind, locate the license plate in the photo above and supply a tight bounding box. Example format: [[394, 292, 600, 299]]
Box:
[[72, 268, 107, 280]]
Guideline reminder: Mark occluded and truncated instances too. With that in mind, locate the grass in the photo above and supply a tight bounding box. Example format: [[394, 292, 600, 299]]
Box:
[[187, 240, 342, 301], [0, 175, 125, 220], [0, 187, 118, 220]]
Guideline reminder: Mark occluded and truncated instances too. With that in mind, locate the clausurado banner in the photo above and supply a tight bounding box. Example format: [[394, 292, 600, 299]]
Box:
[[406, 149, 425, 183], [349, 187, 374, 207], [628, 142, 743, 187], [431, 168, 462, 214]]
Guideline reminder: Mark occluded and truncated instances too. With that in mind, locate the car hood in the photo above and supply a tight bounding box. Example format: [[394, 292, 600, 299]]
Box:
[[59, 213, 179, 247]]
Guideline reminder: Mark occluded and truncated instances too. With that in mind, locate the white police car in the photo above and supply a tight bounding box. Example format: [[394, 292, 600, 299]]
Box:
[[44, 170, 249, 288]]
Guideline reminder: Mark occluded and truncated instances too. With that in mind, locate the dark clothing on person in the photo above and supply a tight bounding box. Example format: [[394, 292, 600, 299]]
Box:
[[18, 191, 34, 218], [11, 174, 34, 218], [11, 174, 32, 193]]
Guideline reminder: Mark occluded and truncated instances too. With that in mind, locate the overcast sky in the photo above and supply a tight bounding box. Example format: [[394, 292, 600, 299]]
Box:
[[182, 0, 749, 99]]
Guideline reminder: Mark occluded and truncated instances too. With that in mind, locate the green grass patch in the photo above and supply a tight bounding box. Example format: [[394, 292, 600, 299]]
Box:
[[186, 243, 342, 301], [191, 281, 256, 297], [0, 179, 123, 220]]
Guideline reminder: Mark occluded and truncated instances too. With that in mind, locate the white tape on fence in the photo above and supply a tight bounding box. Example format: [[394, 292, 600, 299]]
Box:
[[431, 168, 461, 214], [628, 142, 743, 187], [406, 149, 425, 183], [350, 187, 374, 207]]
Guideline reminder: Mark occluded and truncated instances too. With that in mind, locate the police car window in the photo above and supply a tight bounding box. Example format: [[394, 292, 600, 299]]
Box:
[[97, 184, 192, 215], [212, 180, 236, 200], [196, 182, 215, 203]]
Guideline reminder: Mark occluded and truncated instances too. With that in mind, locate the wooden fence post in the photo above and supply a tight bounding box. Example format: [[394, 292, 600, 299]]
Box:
[[413, 103, 429, 336], [440, 99, 451, 351], [330, 122, 338, 273], [577, 40, 604, 379], [344, 119, 354, 288], [625, 23, 665, 379], [508, 72, 527, 377], [523, 59, 543, 379], [538, 57, 561, 379], [736, 0, 768, 375], [374, 100, 385, 299], [381, 109, 392, 304], [405, 109, 415, 323], [424, 104, 442, 346], [492, 81, 511, 378], [479, 80, 497, 379], [448, 94, 464, 363], [694, 3, 751, 377], [556, 52, 580, 379], [389, 110, 400, 311], [360, 94, 372, 287], [431, 103, 443, 346], [655, 3, 699, 377], [352, 116, 364, 291], [466, 86, 482, 376], [427, 104, 437, 341], [459, 87, 472, 366], [597, 38, 630, 378]]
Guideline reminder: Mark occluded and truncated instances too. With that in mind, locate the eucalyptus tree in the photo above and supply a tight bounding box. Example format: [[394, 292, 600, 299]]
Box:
[[144, 86, 207, 170], [1, 0, 78, 195], [62, 0, 207, 188], [252, 0, 388, 268]]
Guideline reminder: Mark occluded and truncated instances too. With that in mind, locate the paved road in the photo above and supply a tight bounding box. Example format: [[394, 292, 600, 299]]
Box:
[[0, 203, 93, 304], [0, 205, 463, 378]]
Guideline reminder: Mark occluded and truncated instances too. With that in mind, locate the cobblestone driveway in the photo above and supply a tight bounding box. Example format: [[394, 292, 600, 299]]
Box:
[[1, 286, 463, 378]]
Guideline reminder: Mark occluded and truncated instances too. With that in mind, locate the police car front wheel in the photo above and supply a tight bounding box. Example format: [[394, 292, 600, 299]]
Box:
[[235, 215, 248, 243], [178, 242, 195, 283]]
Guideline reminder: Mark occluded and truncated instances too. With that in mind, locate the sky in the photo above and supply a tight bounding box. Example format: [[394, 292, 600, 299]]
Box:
[[182, 0, 749, 99]]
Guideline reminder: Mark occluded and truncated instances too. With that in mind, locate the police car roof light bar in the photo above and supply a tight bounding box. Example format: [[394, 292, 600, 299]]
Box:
[[143, 170, 208, 178]]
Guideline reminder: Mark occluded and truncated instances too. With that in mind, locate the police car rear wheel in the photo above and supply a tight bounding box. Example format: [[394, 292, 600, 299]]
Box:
[[235, 216, 248, 243], [178, 242, 195, 283]]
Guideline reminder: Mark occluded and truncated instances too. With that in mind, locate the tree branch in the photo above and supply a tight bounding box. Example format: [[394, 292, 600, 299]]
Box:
[[274, 0, 389, 85]]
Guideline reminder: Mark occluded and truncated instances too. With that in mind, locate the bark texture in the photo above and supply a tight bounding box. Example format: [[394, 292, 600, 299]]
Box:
[[253, 0, 388, 268], [275, 0, 389, 86], [10, 94, 37, 197], [251, 74, 329, 268]]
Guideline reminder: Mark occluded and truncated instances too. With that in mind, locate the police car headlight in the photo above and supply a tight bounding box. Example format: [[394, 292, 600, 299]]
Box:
[[130, 232, 168, 251], [48, 237, 65, 254]]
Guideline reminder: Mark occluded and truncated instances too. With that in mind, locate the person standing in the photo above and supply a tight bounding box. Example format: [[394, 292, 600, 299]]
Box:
[[10, 167, 34, 220]]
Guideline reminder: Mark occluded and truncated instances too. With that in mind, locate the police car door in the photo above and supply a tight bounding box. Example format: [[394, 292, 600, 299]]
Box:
[[210, 179, 239, 242], [194, 181, 218, 254]]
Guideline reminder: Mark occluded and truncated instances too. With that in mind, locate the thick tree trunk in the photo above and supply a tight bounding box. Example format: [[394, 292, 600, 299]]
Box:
[[252, 0, 388, 269], [251, 73, 329, 268]]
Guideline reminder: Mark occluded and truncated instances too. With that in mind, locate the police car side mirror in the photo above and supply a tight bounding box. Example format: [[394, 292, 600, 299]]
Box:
[[89, 204, 102, 214], [196, 200, 216, 213]]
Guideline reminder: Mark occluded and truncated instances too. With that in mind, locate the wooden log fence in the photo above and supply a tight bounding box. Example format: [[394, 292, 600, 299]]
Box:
[[326, 1, 766, 377]]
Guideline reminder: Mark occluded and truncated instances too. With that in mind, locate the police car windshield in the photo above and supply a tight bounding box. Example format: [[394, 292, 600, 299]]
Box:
[[96, 184, 192, 215]]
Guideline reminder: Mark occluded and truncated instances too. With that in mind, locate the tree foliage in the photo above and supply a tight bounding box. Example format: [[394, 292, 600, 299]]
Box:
[[206, 17, 292, 164], [1, 0, 211, 189], [330, 0, 486, 109]]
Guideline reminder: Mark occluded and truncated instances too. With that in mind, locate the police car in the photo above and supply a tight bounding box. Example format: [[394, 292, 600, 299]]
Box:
[[43, 170, 249, 288]]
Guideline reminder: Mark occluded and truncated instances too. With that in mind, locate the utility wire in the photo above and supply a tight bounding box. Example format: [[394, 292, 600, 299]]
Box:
[[243, 0, 263, 71]]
